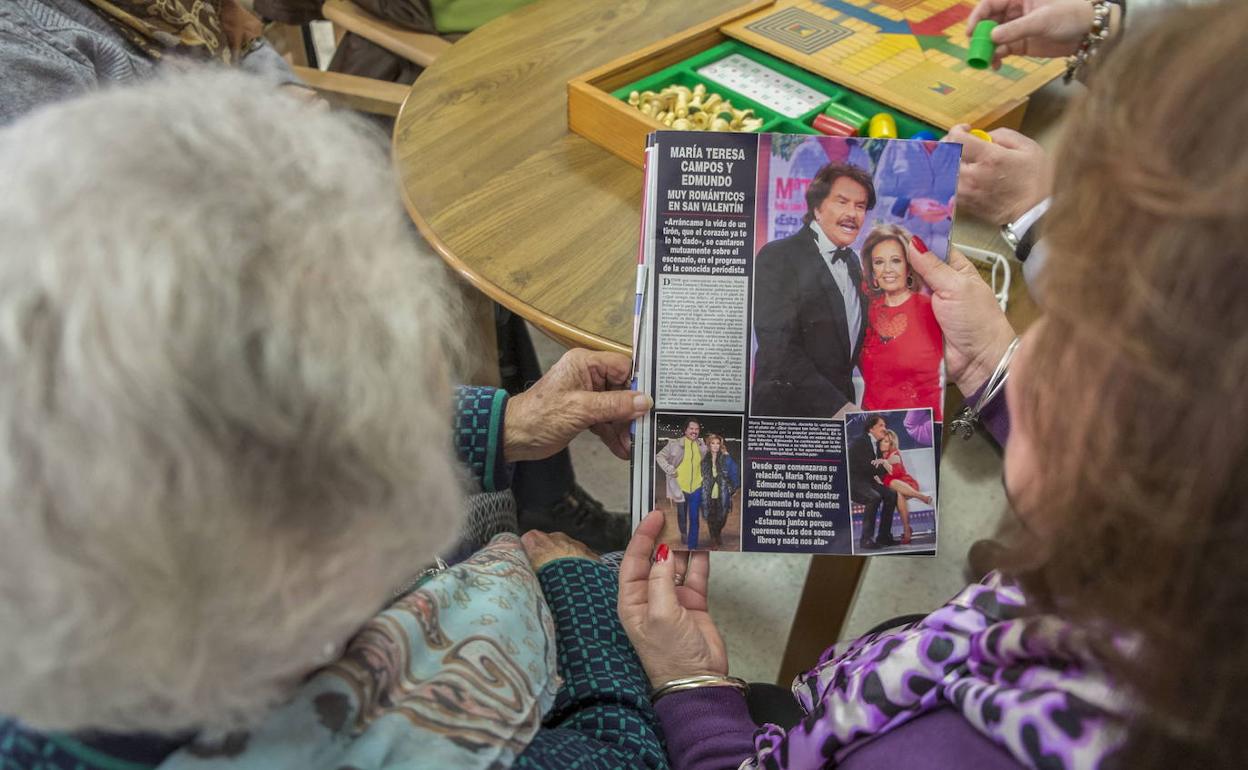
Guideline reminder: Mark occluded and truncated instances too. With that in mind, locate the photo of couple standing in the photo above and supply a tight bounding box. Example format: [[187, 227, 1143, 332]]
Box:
[[751, 140, 956, 421], [653, 415, 743, 552]]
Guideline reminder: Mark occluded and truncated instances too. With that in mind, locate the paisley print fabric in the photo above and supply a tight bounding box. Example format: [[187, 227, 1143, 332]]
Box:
[[159, 533, 559, 770], [81, 0, 263, 63], [743, 572, 1127, 770]]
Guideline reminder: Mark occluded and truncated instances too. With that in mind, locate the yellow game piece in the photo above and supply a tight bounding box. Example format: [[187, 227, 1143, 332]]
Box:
[[969, 128, 993, 142], [868, 112, 897, 139]]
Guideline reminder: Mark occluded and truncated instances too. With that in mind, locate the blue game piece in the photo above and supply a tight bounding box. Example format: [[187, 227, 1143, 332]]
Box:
[[910, 130, 938, 141]]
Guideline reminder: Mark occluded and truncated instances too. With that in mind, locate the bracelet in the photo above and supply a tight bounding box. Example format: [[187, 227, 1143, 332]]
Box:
[[1063, 0, 1112, 84], [950, 336, 1020, 440], [650, 674, 748, 703]]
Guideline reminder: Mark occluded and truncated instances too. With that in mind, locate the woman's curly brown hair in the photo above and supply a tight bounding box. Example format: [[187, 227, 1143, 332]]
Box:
[[1000, 3, 1248, 767]]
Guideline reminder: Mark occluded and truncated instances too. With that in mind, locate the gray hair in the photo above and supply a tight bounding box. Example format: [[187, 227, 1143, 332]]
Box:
[[0, 72, 466, 733]]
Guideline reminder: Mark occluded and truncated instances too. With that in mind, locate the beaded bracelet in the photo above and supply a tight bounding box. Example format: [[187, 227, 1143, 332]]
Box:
[[651, 674, 748, 703], [949, 336, 1020, 440], [1063, 0, 1112, 83]]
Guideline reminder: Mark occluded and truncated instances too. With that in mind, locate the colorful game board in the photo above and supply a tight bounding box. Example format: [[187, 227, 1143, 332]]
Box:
[[721, 0, 1066, 127]]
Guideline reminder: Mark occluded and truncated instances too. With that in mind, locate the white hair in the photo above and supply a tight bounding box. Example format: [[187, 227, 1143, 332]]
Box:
[[0, 72, 466, 733]]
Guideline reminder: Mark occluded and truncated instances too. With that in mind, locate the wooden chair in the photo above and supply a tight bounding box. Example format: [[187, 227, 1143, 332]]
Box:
[[275, 0, 453, 116]]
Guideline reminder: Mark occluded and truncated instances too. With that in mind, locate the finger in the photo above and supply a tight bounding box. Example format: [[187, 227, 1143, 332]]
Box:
[[945, 245, 977, 274], [966, 0, 1012, 33], [995, 39, 1029, 59], [672, 550, 690, 584], [520, 529, 549, 557], [987, 127, 1028, 150], [590, 421, 633, 460], [579, 350, 636, 388], [944, 125, 989, 163], [992, 12, 1052, 49], [678, 551, 711, 610], [619, 510, 665, 603], [907, 239, 960, 293]]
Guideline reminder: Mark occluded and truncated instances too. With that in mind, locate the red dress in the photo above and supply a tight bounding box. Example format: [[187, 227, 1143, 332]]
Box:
[[859, 292, 944, 420], [881, 449, 918, 489]]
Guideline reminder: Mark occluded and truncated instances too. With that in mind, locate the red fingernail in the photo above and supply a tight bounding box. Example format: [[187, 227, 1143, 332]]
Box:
[[911, 235, 929, 253], [656, 543, 670, 562]]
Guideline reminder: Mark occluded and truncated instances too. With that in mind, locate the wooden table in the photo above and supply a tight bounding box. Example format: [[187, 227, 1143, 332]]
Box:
[[394, 0, 1071, 685]]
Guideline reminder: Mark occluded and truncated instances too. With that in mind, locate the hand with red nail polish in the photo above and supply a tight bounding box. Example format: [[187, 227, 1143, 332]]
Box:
[[618, 511, 729, 689], [910, 235, 930, 254]]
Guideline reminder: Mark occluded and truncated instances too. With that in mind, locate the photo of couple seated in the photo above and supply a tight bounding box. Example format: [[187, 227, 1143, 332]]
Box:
[[653, 414, 744, 552], [751, 138, 956, 421], [847, 409, 938, 554]]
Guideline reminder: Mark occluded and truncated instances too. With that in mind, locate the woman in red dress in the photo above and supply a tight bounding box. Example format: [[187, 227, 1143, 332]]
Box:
[[857, 224, 944, 420], [877, 429, 933, 545]]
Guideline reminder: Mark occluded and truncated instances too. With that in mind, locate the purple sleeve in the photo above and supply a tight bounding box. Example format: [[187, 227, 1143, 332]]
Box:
[[966, 381, 1010, 445], [654, 687, 757, 770], [839, 707, 1024, 769], [903, 409, 933, 445]]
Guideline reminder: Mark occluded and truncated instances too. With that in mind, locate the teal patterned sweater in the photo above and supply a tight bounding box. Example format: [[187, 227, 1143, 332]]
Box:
[[0, 387, 668, 769]]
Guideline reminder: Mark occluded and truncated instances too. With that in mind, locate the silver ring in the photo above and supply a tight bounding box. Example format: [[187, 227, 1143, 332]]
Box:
[[673, 572, 685, 586]]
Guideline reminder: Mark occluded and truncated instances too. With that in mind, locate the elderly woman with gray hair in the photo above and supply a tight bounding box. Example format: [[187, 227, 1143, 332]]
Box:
[[0, 73, 660, 769]]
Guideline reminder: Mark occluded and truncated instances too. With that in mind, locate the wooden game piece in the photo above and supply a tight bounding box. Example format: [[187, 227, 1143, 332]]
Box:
[[813, 114, 858, 137], [910, 129, 938, 141], [822, 102, 869, 134], [968, 20, 998, 70], [969, 128, 993, 142], [868, 112, 897, 139]]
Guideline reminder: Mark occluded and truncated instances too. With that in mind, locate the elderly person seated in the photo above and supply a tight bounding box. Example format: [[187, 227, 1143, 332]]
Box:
[[0, 72, 659, 769], [615, 3, 1248, 769]]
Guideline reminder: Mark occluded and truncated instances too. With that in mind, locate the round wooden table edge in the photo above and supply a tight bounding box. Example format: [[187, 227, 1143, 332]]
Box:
[[392, 154, 632, 355]]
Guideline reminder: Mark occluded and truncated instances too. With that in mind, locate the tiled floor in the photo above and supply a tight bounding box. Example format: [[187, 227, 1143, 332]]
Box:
[[530, 326, 1010, 685]]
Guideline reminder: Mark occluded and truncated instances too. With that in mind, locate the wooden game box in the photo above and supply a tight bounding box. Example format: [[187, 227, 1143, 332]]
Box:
[[568, 0, 1065, 167]]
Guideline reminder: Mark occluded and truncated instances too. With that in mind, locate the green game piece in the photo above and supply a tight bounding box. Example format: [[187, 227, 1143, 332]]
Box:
[[822, 102, 869, 133], [967, 20, 998, 69]]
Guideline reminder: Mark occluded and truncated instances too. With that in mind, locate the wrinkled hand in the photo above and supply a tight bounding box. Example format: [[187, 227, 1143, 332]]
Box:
[[966, 0, 1095, 66], [619, 511, 728, 689], [521, 530, 599, 570], [907, 241, 1016, 396], [504, 349, 652, 463], [945, 126, 1050, 226]]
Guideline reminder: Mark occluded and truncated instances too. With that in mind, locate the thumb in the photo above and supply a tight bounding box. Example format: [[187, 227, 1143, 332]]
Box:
[[574, 389, 652, 426], [908, 243, 959, 293]]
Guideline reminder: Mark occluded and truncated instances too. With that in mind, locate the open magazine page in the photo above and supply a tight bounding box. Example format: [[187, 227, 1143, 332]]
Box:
[[632, 131, 959, 556]]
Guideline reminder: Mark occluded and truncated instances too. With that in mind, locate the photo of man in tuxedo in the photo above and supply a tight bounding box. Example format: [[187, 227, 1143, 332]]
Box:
[[848, 413, 899, 550], [752, 162, 876, 418]]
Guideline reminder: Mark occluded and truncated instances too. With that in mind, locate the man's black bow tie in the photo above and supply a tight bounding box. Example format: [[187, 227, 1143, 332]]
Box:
[[829, 246, 855, 265]]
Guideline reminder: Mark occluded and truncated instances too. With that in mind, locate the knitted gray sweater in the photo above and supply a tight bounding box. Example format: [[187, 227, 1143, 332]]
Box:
[[0, 0, 298, 127]]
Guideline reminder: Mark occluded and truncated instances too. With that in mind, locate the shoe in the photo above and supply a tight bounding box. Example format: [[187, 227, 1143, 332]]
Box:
[[859, 538, 879, 550], [517, 483, 631, 554], [901, 526, 912, 545], [877, 536, 899, 547]]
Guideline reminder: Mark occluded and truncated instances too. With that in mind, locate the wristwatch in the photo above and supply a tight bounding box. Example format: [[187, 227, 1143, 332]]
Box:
[[1001, 198, 1051, 262]]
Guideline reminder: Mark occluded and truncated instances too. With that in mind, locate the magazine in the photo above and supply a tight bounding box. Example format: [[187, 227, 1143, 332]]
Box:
[[630, 130, 961, 556]]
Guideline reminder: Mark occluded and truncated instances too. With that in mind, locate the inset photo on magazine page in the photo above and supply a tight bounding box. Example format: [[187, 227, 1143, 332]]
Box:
[[846, 409, 939, 555], [749, 135, 954, 421], [652, 412, 744, 553]]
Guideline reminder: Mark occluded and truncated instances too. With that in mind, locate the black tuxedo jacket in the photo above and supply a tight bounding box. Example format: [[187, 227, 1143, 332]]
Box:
[[751, 227, 866, 417], [848, 432, 882, 492]]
